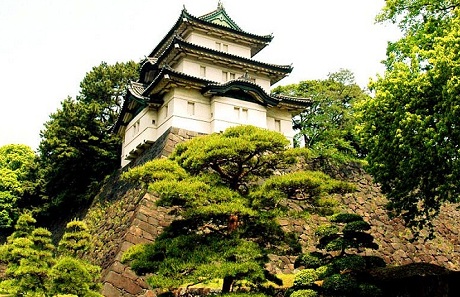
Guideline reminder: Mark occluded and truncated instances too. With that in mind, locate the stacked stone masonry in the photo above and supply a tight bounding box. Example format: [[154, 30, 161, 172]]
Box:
[[83, 128, 460, 296]]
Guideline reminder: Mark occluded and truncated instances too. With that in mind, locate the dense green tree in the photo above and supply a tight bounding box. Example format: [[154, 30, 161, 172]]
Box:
[[0, 144, 37, 230], [290, 213, 384, 297], [78, 61, 139, 129], [58, 220, 92, 257], [359, 1, 460, 233], [49, 220, 102, 297], [0, 214, 102, 296], [0, 214, 55, 296], [273, 69, 369, 164], [122, 126, 353, 295], [170, 125, 296, 192], [38, 98, 120, 212], [38, 61, 139, 215]]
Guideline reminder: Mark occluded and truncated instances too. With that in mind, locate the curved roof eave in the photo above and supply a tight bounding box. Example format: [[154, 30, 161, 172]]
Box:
[[147, 8, 273, 59], [148, 36, 292, 85], [203, 80, 281, 107], [142, 65, 212, 97]]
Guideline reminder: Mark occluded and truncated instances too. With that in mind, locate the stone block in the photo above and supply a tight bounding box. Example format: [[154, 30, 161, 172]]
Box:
[[130, 226, 143, 237], [124, 232, 150, 245], [102, 282, 122, 297], [136, 212, 148, 223], [111, 261, 126, 274], [136, 219, 158, 235], [106, 271, 143, 295], [140, 291, 156, 297], [142, 231, 155, 241], [122, 267, 139, 281], [120, 241, 134, 253]]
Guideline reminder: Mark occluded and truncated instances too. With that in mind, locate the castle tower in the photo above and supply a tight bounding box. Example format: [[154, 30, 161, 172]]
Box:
[[113, 3, 310, 167]]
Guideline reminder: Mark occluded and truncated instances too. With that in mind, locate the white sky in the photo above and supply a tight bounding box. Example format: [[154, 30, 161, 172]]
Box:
[[0, 0, 399, 150]]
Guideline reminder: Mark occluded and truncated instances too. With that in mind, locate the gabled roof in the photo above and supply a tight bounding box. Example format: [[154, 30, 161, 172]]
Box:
[[143, 36, 292, 85], [142, 65, 212, 97], [203, 79, 312, 111], [147, 6, 273, 59], [199, 1, 242, 31], [112, 82, 149, 135]]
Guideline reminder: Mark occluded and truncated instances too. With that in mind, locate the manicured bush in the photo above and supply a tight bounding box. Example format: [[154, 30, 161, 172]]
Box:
[[293, 269, 318, 287], [322, 273, 357, 294], [290, 213, 384, 297], [290, 289, 318, 297]]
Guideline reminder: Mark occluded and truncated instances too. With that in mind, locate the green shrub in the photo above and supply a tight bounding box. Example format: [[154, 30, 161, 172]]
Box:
[[315, 265, 332, 279], [220, 292, 268, 297], [315, 224, 338, 237], [322, 273, 357, 294], [121, 159, 187, 186], [291, 213, 384, 297], [358, 283, 382, 297], [290, 289, 318, 297], [343, 220, 371, 232], [333, 255, 366, 271], [363, 256, 386, 269], [293, 269, 318, 287], [295, 252, 324, 269], [48, 256, 102, 297]]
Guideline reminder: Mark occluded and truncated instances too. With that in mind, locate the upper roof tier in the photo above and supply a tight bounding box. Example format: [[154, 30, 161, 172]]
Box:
[[147, 4, 273, 59], [140, 35, 292, 86]]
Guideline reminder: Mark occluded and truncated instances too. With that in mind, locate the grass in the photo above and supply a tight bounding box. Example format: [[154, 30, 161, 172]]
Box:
[[185, 273, 296, 291]]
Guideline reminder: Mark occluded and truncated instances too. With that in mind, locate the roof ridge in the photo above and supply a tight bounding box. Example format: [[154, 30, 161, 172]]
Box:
[[199, 2, 242, 31]]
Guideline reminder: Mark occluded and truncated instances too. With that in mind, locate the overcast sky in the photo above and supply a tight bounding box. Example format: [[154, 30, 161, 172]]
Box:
[[0, 0, 399, 150]]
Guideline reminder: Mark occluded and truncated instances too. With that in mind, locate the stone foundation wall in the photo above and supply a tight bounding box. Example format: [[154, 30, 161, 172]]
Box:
[[83, 128, 460, 296], [84, 128, 203, 296]]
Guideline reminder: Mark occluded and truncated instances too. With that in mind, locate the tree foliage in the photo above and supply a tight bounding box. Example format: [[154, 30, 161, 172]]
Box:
[[122, 126, 353, 294], [0, 144, 37, 230], [0, 214, 102, 297], [37, 61, 139, 215], [78, 61, 139, 129], [273, 69, 369, 164], [291, 213, 384, 297], [359, 1, 460, 233], [38, 98, 120, 211], [170, 125, 294, 192]]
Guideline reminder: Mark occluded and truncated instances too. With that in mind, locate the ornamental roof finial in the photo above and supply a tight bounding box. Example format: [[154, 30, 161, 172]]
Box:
[[218, 0, 224, 9]]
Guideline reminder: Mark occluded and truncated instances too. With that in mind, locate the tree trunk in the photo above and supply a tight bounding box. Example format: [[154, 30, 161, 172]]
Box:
[[222, 275, 234, 293]]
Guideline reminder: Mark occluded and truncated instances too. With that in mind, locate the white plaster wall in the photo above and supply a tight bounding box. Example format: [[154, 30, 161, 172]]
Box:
[[178, 50, 272, 93], [267, 107, 295, 143], [120, 93, 297, 166], [174, 60, 184, 72], [185, 32, 251, 58], [121, 107, 159, 167], [254, 77, 271, 92], [181, 59, 221, 81], [211, 96, 267, 132], [167, 88, 212, 134]]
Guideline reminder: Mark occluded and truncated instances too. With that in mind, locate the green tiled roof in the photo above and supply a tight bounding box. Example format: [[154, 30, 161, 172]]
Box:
[[199, 1, 242, 31]]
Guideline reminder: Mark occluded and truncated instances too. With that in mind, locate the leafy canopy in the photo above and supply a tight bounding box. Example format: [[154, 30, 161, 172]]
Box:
[[170, 125, 293, 192], [358, 1, 460, 234], [123, 125, 353, 294], [78, 60, 139, 129], [0, 213, 102, 297], [273, 69, 369, 164], [37, 61, 139, 216], [0, 144, 37, 230], [291, 214, 384, 297]]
